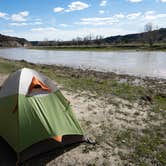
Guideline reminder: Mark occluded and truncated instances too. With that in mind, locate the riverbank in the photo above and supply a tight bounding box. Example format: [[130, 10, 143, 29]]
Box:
[[0, 58, 166, 165], [29, 44, 166, 51]]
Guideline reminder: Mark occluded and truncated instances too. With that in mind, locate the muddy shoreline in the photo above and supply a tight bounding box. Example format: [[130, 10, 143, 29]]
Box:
[[0, 57, 166, 113], [6, 57, 166, 81]]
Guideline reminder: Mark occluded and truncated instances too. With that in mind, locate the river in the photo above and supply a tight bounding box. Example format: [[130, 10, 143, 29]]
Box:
[[0, 48, 166, 78]]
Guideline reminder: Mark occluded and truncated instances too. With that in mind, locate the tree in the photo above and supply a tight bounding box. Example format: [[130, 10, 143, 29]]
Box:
[[144, 23, 158, 47], [94, 35, 104, 46], [42, 38, 49, 46], [144, 22, 153, 32]]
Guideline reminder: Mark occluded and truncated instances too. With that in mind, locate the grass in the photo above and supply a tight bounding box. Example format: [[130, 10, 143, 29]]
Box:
[[0, 59, 19, 73], [112, 118, 166, 165], [154, 95, 166, 110], [130, 124, 166, 165], [116, 92, 166, 165], [29, 44, 166, 51], [111, 93, 166, 166], [0, 58, 147, 101]]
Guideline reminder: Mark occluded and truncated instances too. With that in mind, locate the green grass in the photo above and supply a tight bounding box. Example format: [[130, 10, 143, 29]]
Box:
[[154, 95, 166, 110], [0, 58, 161, 102], [58, 77, 146, 101], [130, 125, 166, 165], [29, 46, 137, 51], [0, 58, 165, 114], [111, 93, 166, 165], [111, 94, 166, 166], [0, 59, 19, 73], [29, 44, 166, 52], [112, 122, 166, 165]]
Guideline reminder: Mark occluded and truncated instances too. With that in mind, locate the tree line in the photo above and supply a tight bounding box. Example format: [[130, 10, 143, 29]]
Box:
[[36, 34, 105, 47], [33, 23, 165, 47]]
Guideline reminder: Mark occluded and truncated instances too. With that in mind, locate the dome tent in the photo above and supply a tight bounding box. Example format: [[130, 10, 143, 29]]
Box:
[[0, 68, 84, 162]]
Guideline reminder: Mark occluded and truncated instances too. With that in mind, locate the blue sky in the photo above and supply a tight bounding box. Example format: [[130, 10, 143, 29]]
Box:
[[0, 0, 166, 41]]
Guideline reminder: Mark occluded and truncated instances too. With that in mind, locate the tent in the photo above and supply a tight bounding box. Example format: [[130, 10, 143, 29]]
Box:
[[0, 68, 84, 162]]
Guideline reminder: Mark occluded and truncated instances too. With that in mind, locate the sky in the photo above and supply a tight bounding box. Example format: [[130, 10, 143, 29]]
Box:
[[0, 0, 166, 41]]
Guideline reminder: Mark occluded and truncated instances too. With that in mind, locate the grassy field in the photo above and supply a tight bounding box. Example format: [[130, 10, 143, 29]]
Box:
[[0, 58, 166, 165]]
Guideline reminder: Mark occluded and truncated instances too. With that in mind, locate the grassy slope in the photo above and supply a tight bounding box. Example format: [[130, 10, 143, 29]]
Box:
[[0, 58, 166, 165]]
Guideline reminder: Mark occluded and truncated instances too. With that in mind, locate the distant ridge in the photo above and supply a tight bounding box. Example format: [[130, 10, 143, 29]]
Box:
[[0, 34, 31, 47], [30, 28, 166, 47], [104, 28, 166, 44]]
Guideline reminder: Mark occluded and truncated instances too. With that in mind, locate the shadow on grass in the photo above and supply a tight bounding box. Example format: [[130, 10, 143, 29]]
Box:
[[22, 143, 80, 166], [0, 137, 17, 166], [0, 137, 81, 166]]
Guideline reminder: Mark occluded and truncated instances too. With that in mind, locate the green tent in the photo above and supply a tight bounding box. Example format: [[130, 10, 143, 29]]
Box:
[[0, 68, 84, 161]]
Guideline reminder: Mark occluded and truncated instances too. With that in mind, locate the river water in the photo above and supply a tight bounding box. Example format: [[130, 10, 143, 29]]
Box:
[[0, 48, 166, 78]]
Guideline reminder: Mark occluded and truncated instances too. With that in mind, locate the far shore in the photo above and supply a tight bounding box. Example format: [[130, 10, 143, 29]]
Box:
[[1, 44, 166, 51], [29, 44, 166, 51]]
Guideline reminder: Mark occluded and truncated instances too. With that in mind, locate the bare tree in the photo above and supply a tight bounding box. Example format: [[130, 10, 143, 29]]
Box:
[[144, 23, 159, 47], [94, 35, 104, 46], [42, 38, 49, 46], [144, 22, 153, 32]]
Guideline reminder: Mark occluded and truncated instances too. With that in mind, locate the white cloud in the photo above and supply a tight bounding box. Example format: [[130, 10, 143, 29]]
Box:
[[143, 10, 166, 20], [9, 21, 42, 26], [99, 10, 105, 14], [114, 14, 125, 19], [156, 14, 166, 18], [0, 12, 6, 18], [10, 22, 28, 26], [75, 10, 166, 27], [53, 7, 64, 13], [145, 11, 155, 15], [100, 0, 107, 7], [127, 12, 141, 20], [128, 0, 142, 2], [3, 9, 166, 41], [76, 13, 129, 26], [11, 15, 26, 22], [143, 11, 156, 20], [0, 12, 9, 20], [11, 11, 29, 22], [158, 0, 166, 2], [53, 1, 89, 13], [0, 29, 14, 34], [76, 17, 119, 26], [35, 18, 42, 21], [59, 24, 69, 27], [19, 11, 29, 17], [33, 21, 43, 25], [66, 1, 89, 12], [13, 27, 133, 41], [31, 27, 57, 32]]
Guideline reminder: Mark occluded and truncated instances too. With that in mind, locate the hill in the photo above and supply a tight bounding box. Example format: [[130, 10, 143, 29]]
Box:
[[30, 28, 166, 48], [0, 34, 31, 47], [104, 28, 166, 44]]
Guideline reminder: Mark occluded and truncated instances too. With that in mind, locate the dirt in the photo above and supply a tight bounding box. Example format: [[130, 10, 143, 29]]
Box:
[[45, 90, 150, 166]]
